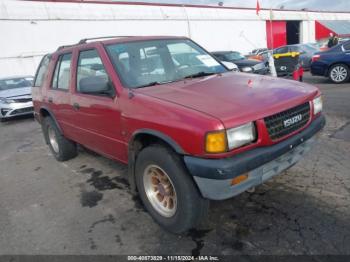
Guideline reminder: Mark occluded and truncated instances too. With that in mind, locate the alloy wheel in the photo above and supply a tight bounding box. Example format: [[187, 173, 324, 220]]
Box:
[[143, 165, 177, 218], [48, 126, 59, 153], [330, 65, 348, 83]]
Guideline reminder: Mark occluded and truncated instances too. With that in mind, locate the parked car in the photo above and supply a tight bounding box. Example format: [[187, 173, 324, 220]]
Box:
[[0, 76, 34, 122], [32, 36, 325, 233], [211, 51, 269, 74], [273, 44, 318, 70], [247, 49, 270, 63], [311, 40, 350, 83]]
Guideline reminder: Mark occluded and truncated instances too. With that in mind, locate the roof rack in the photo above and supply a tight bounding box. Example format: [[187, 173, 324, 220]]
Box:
[[56, 44, 76, 51], [56, 36, 137, 51], [78, 36, 136, 44]]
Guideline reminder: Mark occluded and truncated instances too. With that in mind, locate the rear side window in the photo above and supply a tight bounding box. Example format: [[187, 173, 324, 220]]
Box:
[[343, 42, 350, 51], [76, 49, 108, 93], [275, 47, 288, 54], [33, 55, 51, 87], [52, 53, 72, 90]]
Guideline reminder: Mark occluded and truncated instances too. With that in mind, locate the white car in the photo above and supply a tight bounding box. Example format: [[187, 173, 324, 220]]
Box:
[[0, 76, 34, 122]]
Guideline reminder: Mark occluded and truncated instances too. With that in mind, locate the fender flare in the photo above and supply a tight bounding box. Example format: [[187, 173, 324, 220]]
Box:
[[127, 129, 186, 193], [130, 129, 185, 154], [39, 106, 63, 134]]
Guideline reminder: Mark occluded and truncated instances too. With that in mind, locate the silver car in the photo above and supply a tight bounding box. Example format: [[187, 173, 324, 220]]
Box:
[[0, 76, 34, 122]]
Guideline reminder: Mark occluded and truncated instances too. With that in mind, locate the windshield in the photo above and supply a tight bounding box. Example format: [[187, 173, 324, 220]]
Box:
[[106, 39, 227, 89], [0, 77, 33, 91], [222, 52, 245, 61], [301, 44, 318, 53]]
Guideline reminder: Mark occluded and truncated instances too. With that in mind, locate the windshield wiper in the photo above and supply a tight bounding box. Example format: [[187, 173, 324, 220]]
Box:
[[183, 71, 216, 79], [134, 81, 164, 89], [134, 80, 179, 89]]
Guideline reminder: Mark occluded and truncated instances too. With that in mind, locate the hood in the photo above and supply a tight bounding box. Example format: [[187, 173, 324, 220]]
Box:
[[0, 87, 32, 99], [231, 59, 261, 67], [136, 72, 318, 128]]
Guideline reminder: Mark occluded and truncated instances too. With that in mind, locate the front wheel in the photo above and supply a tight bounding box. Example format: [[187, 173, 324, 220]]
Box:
[[329, 64, 350, 84], [135, 145, 209, 234]]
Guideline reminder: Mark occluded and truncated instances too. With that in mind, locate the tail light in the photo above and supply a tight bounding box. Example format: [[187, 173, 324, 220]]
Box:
[[312, 54, 321, 63]]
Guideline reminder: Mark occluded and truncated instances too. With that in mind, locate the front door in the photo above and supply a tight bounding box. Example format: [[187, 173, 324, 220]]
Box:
[[68, 48, 125, 162]]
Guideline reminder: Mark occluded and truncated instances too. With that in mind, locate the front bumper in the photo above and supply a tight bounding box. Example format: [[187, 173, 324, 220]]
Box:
[[253, 67, 269, 75], [184, 115, 325, 200], [0, 101, 34, 119]]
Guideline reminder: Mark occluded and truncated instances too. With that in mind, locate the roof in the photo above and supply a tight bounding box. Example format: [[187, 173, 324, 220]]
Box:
[[57, 35, 187, 52], [318, 20, 350, 36]]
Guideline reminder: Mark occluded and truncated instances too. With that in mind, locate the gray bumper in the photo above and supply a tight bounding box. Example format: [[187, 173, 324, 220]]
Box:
[[193, 137, 315, 200], [184, 115, 325, 200], [0, 101, 33, 119]]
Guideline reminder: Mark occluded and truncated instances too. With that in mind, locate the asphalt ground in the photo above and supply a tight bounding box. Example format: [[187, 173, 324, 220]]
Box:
[[0, 73, 350, 258]]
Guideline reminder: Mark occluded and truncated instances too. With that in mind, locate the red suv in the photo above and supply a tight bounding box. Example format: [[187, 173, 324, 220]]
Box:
[[32, 36, 325, 233]]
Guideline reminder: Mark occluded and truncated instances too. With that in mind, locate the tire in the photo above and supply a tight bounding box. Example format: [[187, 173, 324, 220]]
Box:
[[135, 145, 209, 234], [328, 64, 350, 84], [42, 117, 77, 161]]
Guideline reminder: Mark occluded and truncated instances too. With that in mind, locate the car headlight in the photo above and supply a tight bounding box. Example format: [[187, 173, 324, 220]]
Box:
[[241, 66, 253, 73], [313, 96, 323, 115], [253, 63, 265, 71], [0, 98, 15, 104], [227, 122, 256, 150]]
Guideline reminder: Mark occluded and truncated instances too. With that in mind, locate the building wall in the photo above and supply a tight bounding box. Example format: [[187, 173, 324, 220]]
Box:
[[1, 0, 350, 78], [301, 20, 316, 43]]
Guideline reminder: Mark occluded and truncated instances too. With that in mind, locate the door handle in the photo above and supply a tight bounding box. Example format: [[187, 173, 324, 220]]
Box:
[[73, 103, 80, 110], [48, 97, 53, 103]]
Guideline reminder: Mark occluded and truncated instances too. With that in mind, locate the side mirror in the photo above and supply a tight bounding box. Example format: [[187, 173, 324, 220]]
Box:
[[79, 76, 115, 97], [222, 61, 238, 71]]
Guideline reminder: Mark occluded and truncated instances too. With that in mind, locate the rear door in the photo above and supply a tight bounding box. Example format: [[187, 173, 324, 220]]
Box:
[[343, 42, 350, 59], [68, 47, 125, 162], [45, 52, 74, 137]]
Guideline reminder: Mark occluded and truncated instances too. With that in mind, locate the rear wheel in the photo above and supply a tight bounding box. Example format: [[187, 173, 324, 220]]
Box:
[[42, 117, 77, 161], [329, 64, 349, 84], [135, 145, 209, 234]]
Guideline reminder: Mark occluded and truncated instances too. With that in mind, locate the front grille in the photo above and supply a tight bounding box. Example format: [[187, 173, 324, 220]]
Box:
[[264, 102, 310, 140], [10, 107, 34, 116], [13, 98, 32, 103]]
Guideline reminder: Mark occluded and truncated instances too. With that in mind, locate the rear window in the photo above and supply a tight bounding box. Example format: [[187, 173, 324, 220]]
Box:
[[343, 42, 350, 51], [33, 55, 51, 87], [51, 53, 72, 90]]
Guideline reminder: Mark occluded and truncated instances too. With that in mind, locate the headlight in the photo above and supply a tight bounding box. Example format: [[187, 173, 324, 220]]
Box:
[[0, 98, 15, 104], [253, 63, 265, 71], [241, 66, 253, 73], [313, 96, 323, 115], [226, 122, 256, 150]]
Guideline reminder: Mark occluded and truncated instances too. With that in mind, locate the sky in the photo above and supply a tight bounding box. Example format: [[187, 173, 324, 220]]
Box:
[[112, 0, 350, 12]]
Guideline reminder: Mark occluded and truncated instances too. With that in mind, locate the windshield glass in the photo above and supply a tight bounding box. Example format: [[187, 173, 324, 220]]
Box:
[[106, 39, 227, 89], [301, 44, 318, 52], [0, 77, 33, 91], [223, 52, 245, 61]]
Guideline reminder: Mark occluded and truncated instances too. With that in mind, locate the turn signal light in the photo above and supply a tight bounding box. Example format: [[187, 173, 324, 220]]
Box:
[[312, 55, 320, 63], [205, 131, 227, 153], [231, 174, 248, 186]]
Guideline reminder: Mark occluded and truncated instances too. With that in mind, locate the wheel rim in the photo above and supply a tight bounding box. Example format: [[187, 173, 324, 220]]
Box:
[[48, 126, 59, 153], [143, 165, 177, 218], [330, 66, 348, 82]]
